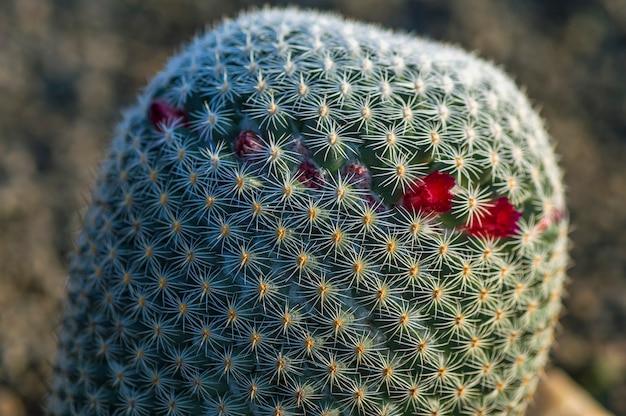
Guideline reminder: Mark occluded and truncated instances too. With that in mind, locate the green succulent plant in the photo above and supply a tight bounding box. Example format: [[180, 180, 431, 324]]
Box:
[[48, 7, 569, 416]]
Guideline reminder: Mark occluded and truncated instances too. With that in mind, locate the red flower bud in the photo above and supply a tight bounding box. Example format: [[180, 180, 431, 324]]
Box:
[[149, 99, 188, 131], [296, 160, 325, 189], [402, 171, 455, 213], [341, 162, 371, 189], [233, 130, 264, 159], [466, 197, 522, 238]]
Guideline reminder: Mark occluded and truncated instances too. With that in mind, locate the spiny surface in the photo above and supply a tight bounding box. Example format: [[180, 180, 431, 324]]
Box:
[[48, 8, 568, 416]]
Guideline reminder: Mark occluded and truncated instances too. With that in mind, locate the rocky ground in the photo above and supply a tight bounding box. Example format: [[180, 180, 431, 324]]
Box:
[[0, 0, 624, 414]]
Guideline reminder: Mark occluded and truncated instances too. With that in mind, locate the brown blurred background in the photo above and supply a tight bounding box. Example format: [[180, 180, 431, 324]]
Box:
[[0, 0, 625, 415]]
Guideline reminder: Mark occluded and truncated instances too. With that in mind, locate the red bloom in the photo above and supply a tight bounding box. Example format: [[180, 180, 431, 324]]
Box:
[[402, 171, 455, 213], [149, 99, 188, 131], [466, 197, 522, 238]]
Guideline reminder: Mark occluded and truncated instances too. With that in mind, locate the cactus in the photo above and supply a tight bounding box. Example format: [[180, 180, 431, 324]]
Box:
[[48, 8, 569, 416]]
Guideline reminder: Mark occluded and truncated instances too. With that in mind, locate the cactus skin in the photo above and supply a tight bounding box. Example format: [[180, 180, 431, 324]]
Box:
[[47, 8, 569, 416]]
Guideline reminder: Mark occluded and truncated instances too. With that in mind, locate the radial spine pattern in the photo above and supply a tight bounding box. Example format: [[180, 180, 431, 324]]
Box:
[[48, 8, 569, 416]]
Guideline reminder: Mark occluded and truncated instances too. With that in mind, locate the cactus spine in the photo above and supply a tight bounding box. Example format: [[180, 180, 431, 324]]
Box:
[[48, 8, 568, 416]]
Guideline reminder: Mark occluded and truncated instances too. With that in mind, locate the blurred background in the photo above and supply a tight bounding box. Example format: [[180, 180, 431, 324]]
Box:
[[0, 0, 624, 414]]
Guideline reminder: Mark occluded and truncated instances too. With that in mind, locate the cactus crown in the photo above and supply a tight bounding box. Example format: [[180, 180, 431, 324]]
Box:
[[48, 8, 568, 416]]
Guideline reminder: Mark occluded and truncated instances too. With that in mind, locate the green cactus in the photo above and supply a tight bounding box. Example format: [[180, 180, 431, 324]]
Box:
[[48, 8, 568, 416]]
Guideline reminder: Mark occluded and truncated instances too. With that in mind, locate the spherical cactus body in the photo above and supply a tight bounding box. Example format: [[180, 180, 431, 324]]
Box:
[[48, 8, 569, 416]]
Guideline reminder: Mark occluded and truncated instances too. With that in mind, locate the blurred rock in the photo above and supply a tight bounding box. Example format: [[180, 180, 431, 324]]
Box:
[[0, 387, 26, 416], [530, 368, 615, 416]]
